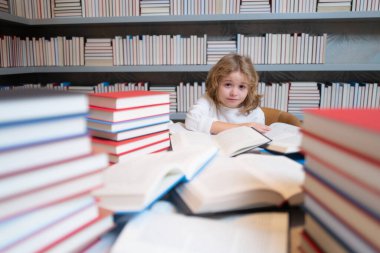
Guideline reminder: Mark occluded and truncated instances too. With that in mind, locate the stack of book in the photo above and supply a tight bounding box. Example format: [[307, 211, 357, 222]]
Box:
[[0, 0, 9, 13], [317, 0, 352, 12], [287, 82, 320, 118], [240, 0, 271, 13], [300, 109, 380, 253], [140, 0, 170, 16], [52, 0, 82, 17], [206, 40, 237, 64], [88, 90, 172, 163], [85, 38, 113, 66], [0, 89, 113, 252]]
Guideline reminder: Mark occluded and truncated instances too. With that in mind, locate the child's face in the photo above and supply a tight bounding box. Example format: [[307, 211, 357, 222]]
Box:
[[217, 71, 249, 108]]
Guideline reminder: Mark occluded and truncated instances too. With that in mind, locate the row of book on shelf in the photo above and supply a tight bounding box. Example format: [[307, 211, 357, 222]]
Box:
[[2, 0, 378, 19], [2, 87, 379, 252], [0, 33, 327, 67], [2, 81, 379, 117]]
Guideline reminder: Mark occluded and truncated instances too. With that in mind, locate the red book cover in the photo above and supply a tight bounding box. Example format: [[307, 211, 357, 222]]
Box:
[[89, 90, 170, 109]]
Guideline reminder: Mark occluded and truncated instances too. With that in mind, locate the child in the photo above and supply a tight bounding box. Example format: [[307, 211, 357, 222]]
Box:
[[185, 53, 270, 134]]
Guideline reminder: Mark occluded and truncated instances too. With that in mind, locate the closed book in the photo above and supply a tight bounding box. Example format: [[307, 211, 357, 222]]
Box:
[[0, 196, 95, 252], [92, 130, 170, 155], [0, 135, 91, 179], [0, 114, 87, 151], [89, 90, 170, 109], [0, 153, 108, 202], [39, 208, 114, 253], [89, 104, 170, 122], [108, 140, 170, 163], [0, 170, 104, 222], [303, 109, 380, 164], [87, 114, 170, 133], [93, 146, 218, 213], [175, 154, 304, 214], [90, 122, 169, 141], [0, 89, 88, 124]]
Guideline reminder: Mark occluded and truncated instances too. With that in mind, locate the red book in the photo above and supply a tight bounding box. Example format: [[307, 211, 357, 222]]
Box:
[[89, 104, 170, 122], [92, 130, 170, 155], [303, 109, 380, 163], [89, 90, 170, 109]]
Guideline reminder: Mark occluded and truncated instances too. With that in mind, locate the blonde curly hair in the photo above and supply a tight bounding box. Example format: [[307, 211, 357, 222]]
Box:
[[206, 53, 262, 114]]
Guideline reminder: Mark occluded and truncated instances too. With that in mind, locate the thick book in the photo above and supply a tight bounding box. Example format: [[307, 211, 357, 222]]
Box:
[[87, 114, 170, 133], [88, 90, 170, 109], [0, 153, 108, 202], [39, 208, 114, 253], [88, 104, 170, 122], [111, 207, 288, 253], [0, 89, 88, 124], [303, 109, 380, 163], [264, 122, 302, 154], [0, 196, 95, 252], [92, 130, 170, 155], [304, 171, 380, 252], [174, 154, 304, 214], [170, 126, 271, 157], [1, 135, 92, 178], [93, 146, 218, 213], [89, 122, 169, 141]]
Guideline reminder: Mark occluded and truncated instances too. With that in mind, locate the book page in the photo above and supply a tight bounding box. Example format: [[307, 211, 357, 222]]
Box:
[[111, 210, 288, 253], [264, 123, 302, 153], [238, 154, 304, 204]]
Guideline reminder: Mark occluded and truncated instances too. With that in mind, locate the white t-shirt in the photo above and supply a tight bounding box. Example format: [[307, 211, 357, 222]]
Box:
[[185, 94, 265, 134]]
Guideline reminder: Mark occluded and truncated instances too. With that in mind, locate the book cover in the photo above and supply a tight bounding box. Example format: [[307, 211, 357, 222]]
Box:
[[89, 90, 170, 109]]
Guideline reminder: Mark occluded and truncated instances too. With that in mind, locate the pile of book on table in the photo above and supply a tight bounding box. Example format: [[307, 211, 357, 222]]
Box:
[[300, 109, 380, 253], [0, 89, 113, 252], [87, 90, 171, 163]]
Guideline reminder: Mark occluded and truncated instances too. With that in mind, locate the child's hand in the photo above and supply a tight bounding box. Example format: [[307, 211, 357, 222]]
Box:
[[248, 122, 271, 133]]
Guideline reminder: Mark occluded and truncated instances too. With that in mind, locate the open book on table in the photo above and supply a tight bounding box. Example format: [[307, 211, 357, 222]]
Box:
[[173, 153, 304, 214], [170, 126, 271, 157], [263, 122, 302, 154], [92, 146, 218, 213], [111, 203, 288, 253]]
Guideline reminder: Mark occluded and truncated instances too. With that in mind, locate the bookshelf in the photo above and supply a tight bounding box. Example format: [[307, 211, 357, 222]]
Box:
[[1, 9, 379, 120]]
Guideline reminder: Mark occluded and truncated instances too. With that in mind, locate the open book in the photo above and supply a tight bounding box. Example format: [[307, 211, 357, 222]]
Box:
[[170, 126, 271, 157], [92, 146, 218, 213], [174, 154, 304, 214], [111, 204, 288, 253], [264, 123, 302, 154]]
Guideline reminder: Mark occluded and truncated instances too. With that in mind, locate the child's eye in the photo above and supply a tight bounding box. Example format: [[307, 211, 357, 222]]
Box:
[[239, 85, 247, 90], [224, 83, 232, 87]]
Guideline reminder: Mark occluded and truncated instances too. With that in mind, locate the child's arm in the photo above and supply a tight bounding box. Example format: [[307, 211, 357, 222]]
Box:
[[210, 121, 270, 134]]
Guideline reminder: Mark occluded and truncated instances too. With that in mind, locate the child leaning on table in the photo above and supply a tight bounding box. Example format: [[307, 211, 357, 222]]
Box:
[[185, 53, 271, 134]]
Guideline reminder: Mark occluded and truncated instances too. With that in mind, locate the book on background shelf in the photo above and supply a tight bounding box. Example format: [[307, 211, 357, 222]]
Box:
[[263, 122, 302, 154], [89, 122, 169, 141], [303, 109, 380, 163], [39, 208, 114, 253], [91, 130, 170, 155], [88, 104, 170, 122], [170, 126, 271, 157], [0, 153, 108, 202], [87, 114, 170, 133], [174, 154, 304, 214], [93, 146, 218, 213], [0, 196, 95, 252], [0, 89, 88, 124], [88, 90, 170, 109]]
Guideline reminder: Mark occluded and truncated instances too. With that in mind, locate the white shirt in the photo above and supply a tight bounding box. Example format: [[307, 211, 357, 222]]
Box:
[[185, 94, 265, 134]]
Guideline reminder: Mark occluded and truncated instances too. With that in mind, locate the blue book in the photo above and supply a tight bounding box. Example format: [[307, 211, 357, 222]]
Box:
[[93, 146, 218, 213]]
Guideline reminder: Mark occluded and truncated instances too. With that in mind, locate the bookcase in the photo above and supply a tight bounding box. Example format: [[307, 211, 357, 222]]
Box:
[[1, 10, 380, 120]]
